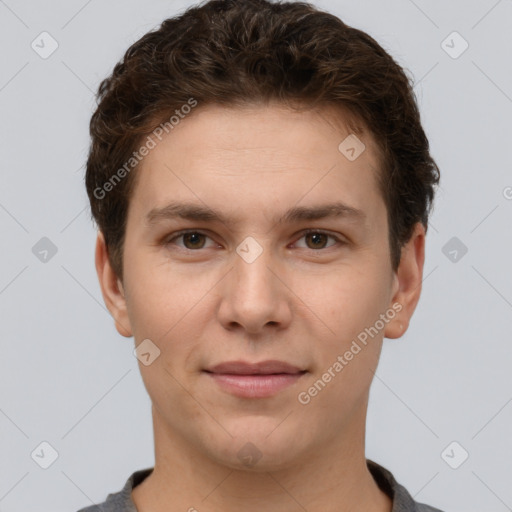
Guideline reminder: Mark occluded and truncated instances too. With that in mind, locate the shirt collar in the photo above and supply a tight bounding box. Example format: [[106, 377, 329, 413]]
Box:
[[101, 459, 431, 512]]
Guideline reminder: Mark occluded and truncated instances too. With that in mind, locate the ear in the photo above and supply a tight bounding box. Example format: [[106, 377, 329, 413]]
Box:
[[384, 222, 426, 339], [95, 231, 133, 338]]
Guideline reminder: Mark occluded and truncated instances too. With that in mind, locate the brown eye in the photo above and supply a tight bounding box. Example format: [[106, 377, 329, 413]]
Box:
[[165, 231, 214, 250], [304, 232, 329, 249], [294, 230, 340, 250], [181, 232, 207, 249]]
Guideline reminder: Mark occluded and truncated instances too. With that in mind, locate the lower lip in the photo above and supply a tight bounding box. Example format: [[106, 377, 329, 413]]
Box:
[[206, 372, 306, 398]]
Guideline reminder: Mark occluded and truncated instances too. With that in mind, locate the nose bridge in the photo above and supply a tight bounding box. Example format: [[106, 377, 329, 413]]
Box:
[[232, 239, 278, 303], [218, 237, 290, 332]]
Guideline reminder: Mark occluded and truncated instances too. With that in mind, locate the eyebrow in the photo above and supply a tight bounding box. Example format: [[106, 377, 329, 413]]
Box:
[[145, 200, 366, 229]]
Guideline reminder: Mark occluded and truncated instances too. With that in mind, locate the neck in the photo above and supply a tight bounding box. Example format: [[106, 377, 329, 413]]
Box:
[[132, 404, 392, 512]]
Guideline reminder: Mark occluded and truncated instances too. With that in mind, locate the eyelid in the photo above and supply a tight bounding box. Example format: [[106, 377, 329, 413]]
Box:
[[292, 229, 345, 248], [164, 228, 346, 250], [164, 229, 218, 249]]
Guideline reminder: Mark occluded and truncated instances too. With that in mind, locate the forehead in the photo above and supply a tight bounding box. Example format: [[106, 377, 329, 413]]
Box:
[[145, 102, 380, 163], [129, 102, 385, 227]]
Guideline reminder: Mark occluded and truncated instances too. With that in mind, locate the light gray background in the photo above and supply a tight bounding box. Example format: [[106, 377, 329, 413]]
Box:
[[1, 1, 511, 511]]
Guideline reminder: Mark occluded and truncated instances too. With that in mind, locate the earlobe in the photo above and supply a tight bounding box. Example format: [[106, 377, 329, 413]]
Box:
[[95, 232, 133, 338], [384, 222, 426, 340]]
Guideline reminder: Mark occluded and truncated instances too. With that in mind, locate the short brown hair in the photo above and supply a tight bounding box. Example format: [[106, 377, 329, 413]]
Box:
[[85, 0, 440, 280]]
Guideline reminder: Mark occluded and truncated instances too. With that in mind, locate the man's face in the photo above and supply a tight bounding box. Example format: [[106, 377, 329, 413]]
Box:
[[108, 103, 406, 469]]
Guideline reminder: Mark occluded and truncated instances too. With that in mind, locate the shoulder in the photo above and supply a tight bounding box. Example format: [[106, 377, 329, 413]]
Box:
[[416, 504, 445, 512], [367, 459, 446, 512], [75, 467, 154, 512]]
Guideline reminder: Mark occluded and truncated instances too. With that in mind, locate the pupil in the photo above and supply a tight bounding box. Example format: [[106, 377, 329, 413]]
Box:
[[308, 233, 326, 248], [183, 233, 327, 250], [185, 233, 204, 249]]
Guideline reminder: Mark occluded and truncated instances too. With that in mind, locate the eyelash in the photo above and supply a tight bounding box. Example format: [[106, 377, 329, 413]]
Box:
[[163, 229, 346, 252]]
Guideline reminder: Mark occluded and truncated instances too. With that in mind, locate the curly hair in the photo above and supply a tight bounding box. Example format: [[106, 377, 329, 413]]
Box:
[[85, 0, 440, 280]]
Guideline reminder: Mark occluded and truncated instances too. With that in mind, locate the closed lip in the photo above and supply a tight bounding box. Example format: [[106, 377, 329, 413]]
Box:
[[204, 360, 306, 375]]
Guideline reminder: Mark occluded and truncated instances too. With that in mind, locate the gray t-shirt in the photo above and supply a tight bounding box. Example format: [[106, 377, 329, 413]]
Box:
[[76, 459, 445, 512]]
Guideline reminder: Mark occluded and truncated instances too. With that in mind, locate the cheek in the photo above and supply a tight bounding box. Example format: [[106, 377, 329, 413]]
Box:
[[304, 269, 391, 389], [123, 256, 203, 341], [313, 267, 389, 331], [301, 280, 386, 410]]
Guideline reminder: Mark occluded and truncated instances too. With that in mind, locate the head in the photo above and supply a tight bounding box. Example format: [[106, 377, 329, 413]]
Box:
[[88, 0, 439, 470]]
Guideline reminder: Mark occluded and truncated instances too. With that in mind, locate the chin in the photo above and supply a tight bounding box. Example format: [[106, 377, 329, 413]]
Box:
[[205, 420, 308, 472]]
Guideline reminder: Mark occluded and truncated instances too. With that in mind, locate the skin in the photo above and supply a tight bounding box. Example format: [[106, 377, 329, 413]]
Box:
[[96, 102, 425, 512]]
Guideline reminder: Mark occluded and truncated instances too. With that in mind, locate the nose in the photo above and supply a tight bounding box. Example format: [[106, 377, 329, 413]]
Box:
[[216, 244, 292, 335]]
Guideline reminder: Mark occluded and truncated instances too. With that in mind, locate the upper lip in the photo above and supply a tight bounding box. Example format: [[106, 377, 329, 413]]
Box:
[[205, 360, 305, 375]]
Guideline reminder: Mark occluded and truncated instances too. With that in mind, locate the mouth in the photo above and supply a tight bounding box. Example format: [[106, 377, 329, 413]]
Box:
[[203, 360, 307, 399]]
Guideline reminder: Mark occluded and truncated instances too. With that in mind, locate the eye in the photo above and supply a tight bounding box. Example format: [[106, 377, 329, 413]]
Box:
[[163, 229, 345, 252], [165, 230, 216, 250], [293, 230, 343, 250]]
